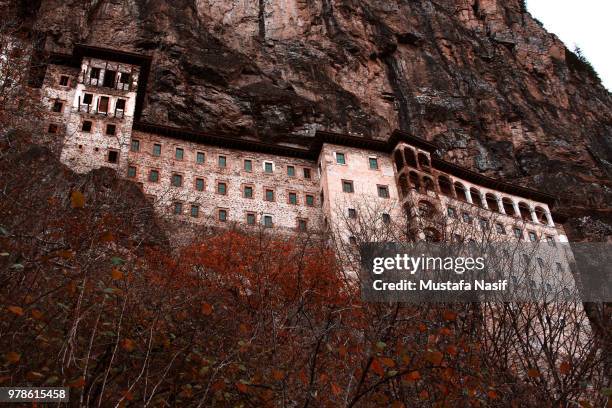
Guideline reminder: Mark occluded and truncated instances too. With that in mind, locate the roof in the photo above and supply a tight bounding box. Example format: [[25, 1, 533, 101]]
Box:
[[47, 45, 558, 207]]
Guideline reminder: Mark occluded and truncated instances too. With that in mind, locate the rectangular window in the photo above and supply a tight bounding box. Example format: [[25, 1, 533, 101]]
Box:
[[263, 215, 273, 228], [369, 157, 379, 170], [149, 170, 159, 182], [119, 72, 131, 85], [219, 209, 228, 222], [287, 166, 295, 176], [105, 124, 116, 136], [131, 139, 140, 152], [98, 96, 109, 113], [107, 150, 119, 164], [447, 207, 456, 218], [52, 101, 63, 112], [264, 161, 273, 173], [382, 213, 391, 224], [528, 231, 537, 242], [348, 208, 357, 219], [303, 168, 311, 179], [152, 144, 161, 156], [191, 205, 199, 218], [90, 67, 100, 80], [336, 152, 346, 164], [514, 228, 523, 240], [479, 218, 489, 230], [171, 174, 183, 187], [217, 182, 227, 195], [175, 148, 184, 160], [195, 178, 205, 191], [495, 223, 506, 234], [173, 202, 183, 215], [298, 219, 307, 231], [377, 185, 389, 198], [218, 155, 227, 167], [115, 99, 126, 111], [103, 70, 117, 88], [244, 159, 252, 172], [82, 93, 93, 105], [342, 180, 354, 193], [265, 189, 274, 202], [246, 212, 256, 225], [306, 194, 314, 207], [127, 166, 137, 178], [462, 213, 471, 224], [59, 75, 69, 86], [546, 236, 556, 247], [47, 124, 58, 134], [82, 121, 92, 132], [243, 185, 253, 198], [196, 152, 205, 164], [289, 192, 297, 205]]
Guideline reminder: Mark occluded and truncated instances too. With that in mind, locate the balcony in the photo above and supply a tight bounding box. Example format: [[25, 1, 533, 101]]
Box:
[[75, 104, 125, 119]]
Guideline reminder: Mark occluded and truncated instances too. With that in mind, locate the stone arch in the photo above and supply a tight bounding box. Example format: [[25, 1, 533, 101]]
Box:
[[404, 148, 417, 168], [518, 202, 531, 221], [393, 149, 404, 171], [423, 227, 442, 242], [423, 176, 435, 193], [418, 152, 431, 172], [486, 193, 500, 212], [534, 206, 547, 224], [502, 198, 516, 216], [454, 182, 468, 202], [438, 175, 453, 197], [470, 187, 484, 208], [409, 171, 420, 190]]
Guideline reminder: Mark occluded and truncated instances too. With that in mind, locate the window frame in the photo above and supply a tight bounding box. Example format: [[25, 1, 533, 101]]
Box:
[[218, 208, 228, 222], [190, 204, 200, 218], [265, 188, 275, 202], [263, 161, 274, 174], [59, 75, 69, 86], [263, 214, 273, 228], [377, 185, 390, 198], [173, 202, 183, 215], [171, 173, 183, 188], [195, 178, 205, 192], [218, 155, 227, 168], [82, 120, 93, 133], [243, 184, 254, 199], [287, 165, 295, 177], [127, 166, 137, 178], [305, 194, 315, 207], [246, 212, 256, 225], [288, 191, 298, 205], [152, 143, 162, 157], [130, 139, 140, 152], [217, 181, 228, 195], [105, 123, 116, 136], [303, 168, 311, 179], [175, 147, 184, 161], [342, 180, 354, 193], [148, 169, 160, 183], [369, 156, 379, 170], [335, 152, 346, 165], [196, 151, 206, 164], [107, 149, 119, 164]]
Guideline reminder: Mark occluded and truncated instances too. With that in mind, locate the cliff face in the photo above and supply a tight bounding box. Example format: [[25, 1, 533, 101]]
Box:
[[14, 0, 612, 238]]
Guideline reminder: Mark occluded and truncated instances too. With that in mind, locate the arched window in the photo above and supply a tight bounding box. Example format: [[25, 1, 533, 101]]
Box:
[[423, 176, 435, 193], [438, 175, 453, 197], [409, 171, 420, 190], [454, 182, 468, 202], [418, 200, 435, 218], [518, 202, 531, 222], [486, 193, 500, 212], [404, 148, 417, 168], [470, 188, 484, 208], [399, 174, 409, 198], [393, 150, 404, 171], [424, 228, 442, 242], [418, 153, 431, 172], [502, 198, 516, 216], [534, 206, 547, 224]]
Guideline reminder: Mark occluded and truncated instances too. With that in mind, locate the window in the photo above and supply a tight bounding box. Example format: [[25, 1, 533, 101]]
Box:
[[149, 170, 159, 182], [107, 150, 119, 164], [263, 215, 273, 228], [52, 101, 63, 112], [175, 148, 184, 160], [349, 236, 357, 245], [528, 231, 537, 242], [59, 75, 69, 86], [546, 236, 556, 247], [462, 213, 472, 224], [336, 152, 346, 164], [82, 93, 93, 105], [82, 121, 92, 132], [171, 174, 183, 187], [303, 168, 311, 179], [119, 72, 131, 85], [115, 99, 126, 111], [377, 185, 390, 198], [243, 185, 253, 198], [382, 213, 391, 224], [127, 166, 137, 178], [298, 219, 307, 231], [218, 209, 228, 222], [479, 218, 489, 230], [514, 228, 523, 240], [152, 144, 161, 156], [217, 182, 227, 195], [98, 96, 109, 113], [103, 70, 117, 88], [244, 159, 252, 172], [47, 124, 58, 134], [265, 189, 274, 202], [447, 207, 456, 218], [219, 155, 227, 167], [195, 178, 205, 191], [348, 208, 357, 219], [264, 161, 273, 173], [306, 194, 315, 207], [196, 152, 205, 164], [495, 223, 506, 234], [288, 192, 297, 205], [105, 124, 116, 136], [342, 180, 354, 193], [287, 165, 295, 176], [90, 67, 100, 80], [173, 202, 183, 215], [246, 212, 256, 225], [369, 157, 379, 170], [131, 139, 140, 152], [191, 205, 199, 218]]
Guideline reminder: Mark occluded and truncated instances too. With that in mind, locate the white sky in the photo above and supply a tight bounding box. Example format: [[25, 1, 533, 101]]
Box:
[[527, 0, 611, 91]]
